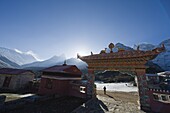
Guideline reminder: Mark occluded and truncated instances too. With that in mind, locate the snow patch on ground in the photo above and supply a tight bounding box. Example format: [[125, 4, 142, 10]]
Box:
[[95, 82, 138, 92]]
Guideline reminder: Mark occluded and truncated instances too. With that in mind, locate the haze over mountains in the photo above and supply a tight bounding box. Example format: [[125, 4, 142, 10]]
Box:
[[0, 39, 169, 71]]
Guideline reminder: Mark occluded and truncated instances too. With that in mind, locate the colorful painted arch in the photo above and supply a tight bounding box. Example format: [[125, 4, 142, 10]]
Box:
[[78, 43, 165, 112]]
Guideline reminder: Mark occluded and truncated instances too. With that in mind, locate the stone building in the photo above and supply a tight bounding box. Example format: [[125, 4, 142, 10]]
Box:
[[0, 68, 35, 90]]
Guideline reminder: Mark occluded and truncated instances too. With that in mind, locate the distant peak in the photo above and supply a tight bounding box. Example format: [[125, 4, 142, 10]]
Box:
[[50, 55, 58, 59], [49, 54, 66, 61], [14, 49, 40, 61], [59, 53, 66, 57], [160, 38, 170, 45], [14, 49, 23, 54], [115, 42, 123, 45], [26, 51, 40, 61]]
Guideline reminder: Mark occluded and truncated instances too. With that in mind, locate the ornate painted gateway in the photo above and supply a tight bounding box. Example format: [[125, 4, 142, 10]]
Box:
[[78, 43, 165, 112]]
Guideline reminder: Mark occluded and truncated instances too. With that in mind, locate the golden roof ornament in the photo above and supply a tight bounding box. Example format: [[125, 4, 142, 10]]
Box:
[[100, 50, 106, 54], [105, 48, 107, 52], [63, 60, 67, 66], [137, 45, 140, 51], [77, 53, 81, 58], [108, 43, 114, 53]]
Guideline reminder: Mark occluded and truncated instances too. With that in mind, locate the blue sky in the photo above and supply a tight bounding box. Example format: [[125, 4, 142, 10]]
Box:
[[0, 0, 170, 60]]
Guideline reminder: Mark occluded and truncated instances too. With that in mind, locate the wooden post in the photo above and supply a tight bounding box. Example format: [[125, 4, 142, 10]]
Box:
[[135, 68, 151, 112]]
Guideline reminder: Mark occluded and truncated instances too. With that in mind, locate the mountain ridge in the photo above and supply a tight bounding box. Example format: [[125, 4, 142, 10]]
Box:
[[0, 47, 37, 65], [0, 39, 169, 71]]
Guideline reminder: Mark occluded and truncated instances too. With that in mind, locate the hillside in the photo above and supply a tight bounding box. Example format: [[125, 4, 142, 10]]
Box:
[[95, 71, 134, 83]]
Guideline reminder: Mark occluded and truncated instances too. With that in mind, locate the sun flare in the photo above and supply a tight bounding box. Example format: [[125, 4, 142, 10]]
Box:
[[75, 47, 90, 57]]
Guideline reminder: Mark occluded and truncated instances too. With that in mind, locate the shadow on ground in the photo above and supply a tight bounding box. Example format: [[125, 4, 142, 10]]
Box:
[[72, 98, 109, 113], [106, 94, 115, 100]]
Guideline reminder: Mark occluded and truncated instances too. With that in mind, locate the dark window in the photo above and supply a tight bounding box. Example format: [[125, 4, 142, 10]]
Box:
[[161, 95, 168, 101], [153, 94, 159, 100], [45, 79, 53, 89]]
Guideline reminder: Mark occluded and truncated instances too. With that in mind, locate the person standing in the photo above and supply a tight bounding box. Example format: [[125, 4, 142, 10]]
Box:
[[103, 86, 106, 94]]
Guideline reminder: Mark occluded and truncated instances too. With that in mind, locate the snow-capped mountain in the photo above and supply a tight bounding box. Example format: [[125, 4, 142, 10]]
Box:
[[0, 47, 37, 65], [22, 56, 88, 73], [23, 40, 169, 71], [0, 39, 169, 71], [133, 39, 170, 71], [133, 43, 155, 51], [64, 58, 87, 70], [22, 54, 66, 68], [0, 56, 20, 68], [0, 60, 12, 68], [115, 43, 134, 51], [152, 39, 170, 71], [106, 43, 133, 53]]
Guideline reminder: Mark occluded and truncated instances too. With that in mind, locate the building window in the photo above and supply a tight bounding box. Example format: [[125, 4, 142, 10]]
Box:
[[80, 86, 86, 93], [161, 95, 168, 101], [153, 94, 159, 100], [45, 79, 53, 89]]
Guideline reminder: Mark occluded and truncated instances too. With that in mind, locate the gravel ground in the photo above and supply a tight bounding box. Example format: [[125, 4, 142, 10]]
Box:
[[96, 90, 139, 104], [96, 90, 145, 113]]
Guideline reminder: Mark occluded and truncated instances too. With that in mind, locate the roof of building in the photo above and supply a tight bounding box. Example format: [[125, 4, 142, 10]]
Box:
[[0, 68, 33, 75], [78, 43, 165, 61], [42, 75, 81, 80], [146, 74, 158, 77], [42, 65, 82, 75]]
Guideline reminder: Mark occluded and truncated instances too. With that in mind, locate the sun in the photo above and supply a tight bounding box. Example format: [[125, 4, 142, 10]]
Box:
[[75, 47, 90, 57]]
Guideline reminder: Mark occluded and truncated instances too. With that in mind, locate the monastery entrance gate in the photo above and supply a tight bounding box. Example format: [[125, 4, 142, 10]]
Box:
[[78, 43, 165, 112]]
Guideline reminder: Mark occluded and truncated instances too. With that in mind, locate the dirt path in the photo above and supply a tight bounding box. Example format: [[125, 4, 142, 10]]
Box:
[[97, 90, 139, 104], [95, 90, 145, 113]]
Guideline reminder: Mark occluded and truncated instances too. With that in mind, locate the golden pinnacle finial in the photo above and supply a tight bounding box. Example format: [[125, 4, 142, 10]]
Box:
[[63, 60, 67, 66], [108, 43, 114, 53], [137, 45, 140, 51], [77, 53, 80, 59]]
